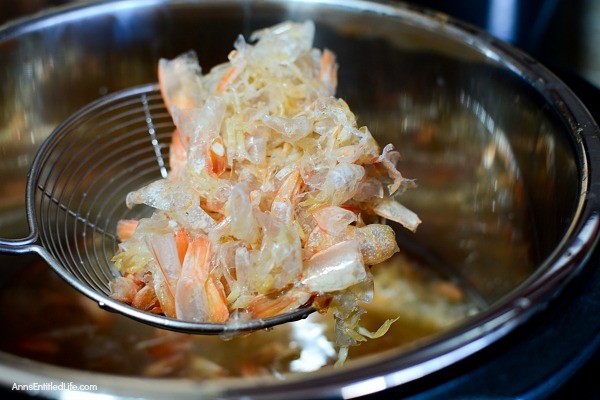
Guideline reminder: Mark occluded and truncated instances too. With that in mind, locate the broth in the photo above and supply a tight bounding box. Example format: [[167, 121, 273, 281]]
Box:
[[0, 253, 474, 378]]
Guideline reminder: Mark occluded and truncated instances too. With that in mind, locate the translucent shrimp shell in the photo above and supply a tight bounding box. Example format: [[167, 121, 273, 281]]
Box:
[[111, 20, 420, 360]]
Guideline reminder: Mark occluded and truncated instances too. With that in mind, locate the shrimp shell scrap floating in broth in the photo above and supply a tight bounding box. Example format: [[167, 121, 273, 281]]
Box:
[[110, 20, 421, 361]]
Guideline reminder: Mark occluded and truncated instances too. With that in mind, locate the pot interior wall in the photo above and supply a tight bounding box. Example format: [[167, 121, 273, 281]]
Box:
[[0, 0, 580, 384]]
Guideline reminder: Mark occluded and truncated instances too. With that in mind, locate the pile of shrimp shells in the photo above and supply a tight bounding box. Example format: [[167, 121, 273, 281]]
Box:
[[110, 20, 420, 359]]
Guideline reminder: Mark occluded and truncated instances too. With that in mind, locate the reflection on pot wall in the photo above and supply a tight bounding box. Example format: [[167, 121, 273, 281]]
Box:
[[0, 0, 581, 310], [0, 1, 593, 397], [0, 6, 161, 239], [3, 0, 600, 86], [0, 7, 533, 378], [0, 0, 594, 236]]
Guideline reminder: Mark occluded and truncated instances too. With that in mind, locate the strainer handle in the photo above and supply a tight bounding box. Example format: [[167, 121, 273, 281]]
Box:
[[0, 233, 39, 255]]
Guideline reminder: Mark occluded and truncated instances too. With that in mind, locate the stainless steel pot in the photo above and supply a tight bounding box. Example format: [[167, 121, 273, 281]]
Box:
[[0, 1, 598, 398]]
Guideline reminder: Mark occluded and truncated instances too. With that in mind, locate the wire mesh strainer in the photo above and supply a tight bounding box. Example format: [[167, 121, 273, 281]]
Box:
[[0, 84, 315, 334]]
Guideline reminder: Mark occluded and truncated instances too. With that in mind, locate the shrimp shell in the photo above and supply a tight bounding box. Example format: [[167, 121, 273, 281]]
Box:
[[301, 239, 367, 292], [246, 288, 312, 319], [373, 198, 421, 232], [175, 237, 229, 323]]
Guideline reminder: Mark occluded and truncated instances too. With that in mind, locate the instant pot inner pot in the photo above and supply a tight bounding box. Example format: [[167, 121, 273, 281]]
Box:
[[0, 0, 581, 389]]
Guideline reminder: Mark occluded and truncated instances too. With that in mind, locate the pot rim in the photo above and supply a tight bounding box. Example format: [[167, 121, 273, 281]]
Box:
[[1, 0, 599, 399]]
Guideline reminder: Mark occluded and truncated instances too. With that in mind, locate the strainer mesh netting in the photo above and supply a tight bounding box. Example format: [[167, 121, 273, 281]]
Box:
[[32, 85, 171, 296]]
